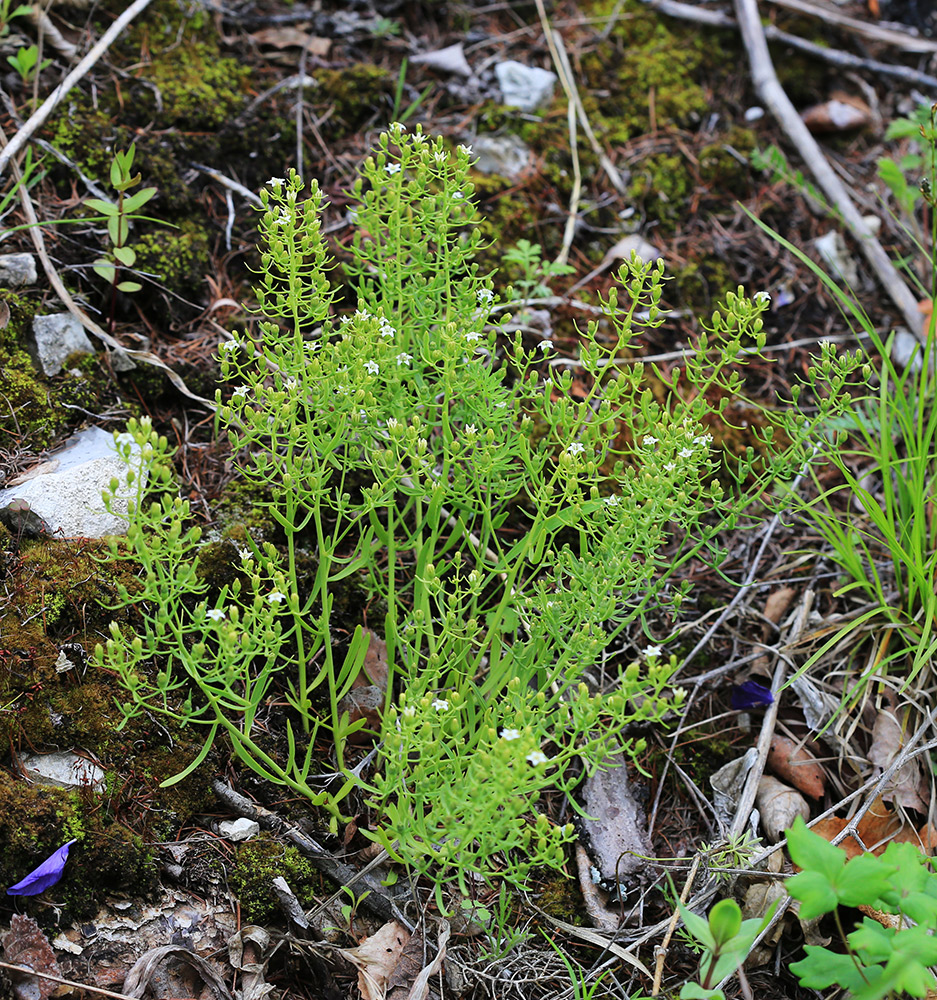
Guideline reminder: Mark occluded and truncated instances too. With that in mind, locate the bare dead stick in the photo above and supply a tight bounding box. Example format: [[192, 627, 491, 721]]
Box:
[[0, 0, 155, 176], [733, 0, 924, 339], [0, 961, 140, 1000]]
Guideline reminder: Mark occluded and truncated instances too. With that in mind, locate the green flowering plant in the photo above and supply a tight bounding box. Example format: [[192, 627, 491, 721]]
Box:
[[97, 124, 867, 898]]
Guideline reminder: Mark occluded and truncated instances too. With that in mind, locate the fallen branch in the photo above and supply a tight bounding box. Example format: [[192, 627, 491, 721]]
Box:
[[639, 0, 937, 91], [734, 0, 924, 338], [0, 0, 155, 176], [766, 0, 937, 53]]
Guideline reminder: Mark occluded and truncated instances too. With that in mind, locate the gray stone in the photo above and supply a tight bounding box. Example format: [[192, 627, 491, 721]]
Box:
[[0, 426, 145, 538], [20, 751, 106, 791], [0, 253, 37, 287], [472, 134, 531, 180], [31, 312, 95, 376], [219, 818, 260, 842], [495, 60, 557, 112]]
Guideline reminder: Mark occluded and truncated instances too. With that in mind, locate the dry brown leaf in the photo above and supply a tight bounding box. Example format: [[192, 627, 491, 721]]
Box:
[[869, 698, 929, 813], [359, 630, 389, 688], [892, 822, 937, 853], [762, 586, 795, 628], [337, 685, 383, 744], [809, 796, 905, 858], [767, 735, 826, 800], [250, 27, 331, 55], [385, 921, 450, 1000], [756, 775, 810, 841], [339, 921, 410, 1000], [2, 915, 58, 1000], [801, 93, 871, 133]]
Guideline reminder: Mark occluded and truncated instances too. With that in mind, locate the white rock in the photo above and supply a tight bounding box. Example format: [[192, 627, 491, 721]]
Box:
[[31, 313, 95, 376], [219, 818, 260, 842], [472, 134, 531, 180], [0, 426, 145, 538], [410, 43, 472, 78], [0, 253, 37, 287], [495, 60, 557, 112], [815, 230, 860, 289], [20, 751, 106, 791]]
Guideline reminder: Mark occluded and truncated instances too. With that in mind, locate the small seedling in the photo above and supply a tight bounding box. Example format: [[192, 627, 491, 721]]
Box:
[[677, 896, 777, 999], [83, 145, 157, 332], [503, 238, 576, 303], [0, 0, 32, 39], [6, 45, 51, 85]]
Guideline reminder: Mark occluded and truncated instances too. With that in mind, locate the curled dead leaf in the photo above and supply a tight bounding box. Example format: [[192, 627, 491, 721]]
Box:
[[339, 921, 410, 1000], [756, 775, 810, 842], [767, 735, 826, 800], [869, 700, 929, 813]]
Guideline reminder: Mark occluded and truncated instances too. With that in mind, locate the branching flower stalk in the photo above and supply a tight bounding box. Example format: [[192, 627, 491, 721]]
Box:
[[97, 124, 868, 892]]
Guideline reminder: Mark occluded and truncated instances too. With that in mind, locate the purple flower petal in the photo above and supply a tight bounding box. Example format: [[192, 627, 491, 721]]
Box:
[[7, 839, 77, 896], [731, 680, 774, 710]]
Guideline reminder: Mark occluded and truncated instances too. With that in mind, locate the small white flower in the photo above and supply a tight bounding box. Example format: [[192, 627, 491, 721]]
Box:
[[538, 340, 553, 352], [603, 495, 620, 506], [643, 435, 658, 446], [267, 591, 287, 604], [477, 288, 494, 302], [434, 151, 447, 163], [385, 162, 402, 175], [205, 609, 226, 622], [754, 290, 771, 304], [679, 447, 694, 459], [304, 340, 319, 352], [231, 385, 249, 400], [115, 432, 135, 446], [355, 309, 372, 321], [566, 442, 585, 456], [365, 360, 380, 375], [465, 331, 481, 342], [465, 424, 477, 435], [432, 698, 449, 711], [219, 340, 238, 354], [672, 686, 688, 700], [526, 750, 549, 766], [501, 728, 522, 741], [379, 324, 395, 338], [694, 434, 712, 445], [403, 705, 416, 719], [396, 352, 413, 366], [386, 417, 399, 430], [664, 462, 677, 472], [452, 191, 464, 200], [266, 176, 285, 187], [643, 644, 662, 658], [458, 144, 473, 155], [274, 210, 291, 226]]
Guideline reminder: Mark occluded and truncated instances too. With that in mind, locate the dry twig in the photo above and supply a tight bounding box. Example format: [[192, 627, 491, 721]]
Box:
[[733, 0, 924, 338], [0, 0, 156, 176]]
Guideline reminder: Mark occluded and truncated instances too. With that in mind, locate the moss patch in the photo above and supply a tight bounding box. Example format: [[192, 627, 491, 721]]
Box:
[[230, 835, 325, 923], [0, 769, 158, 929]]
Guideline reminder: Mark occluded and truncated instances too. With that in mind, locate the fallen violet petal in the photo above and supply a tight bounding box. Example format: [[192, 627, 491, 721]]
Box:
[[731, 680, 774, 710], [7, 839, 77, 896]]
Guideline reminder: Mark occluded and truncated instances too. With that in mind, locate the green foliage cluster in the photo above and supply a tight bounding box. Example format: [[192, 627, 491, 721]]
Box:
[[787, 817, 937, 1000], [97, 124, 866, 903]]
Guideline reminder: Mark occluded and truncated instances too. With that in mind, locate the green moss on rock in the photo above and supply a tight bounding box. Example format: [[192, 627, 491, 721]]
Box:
[[230, 835, 324, 923]]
